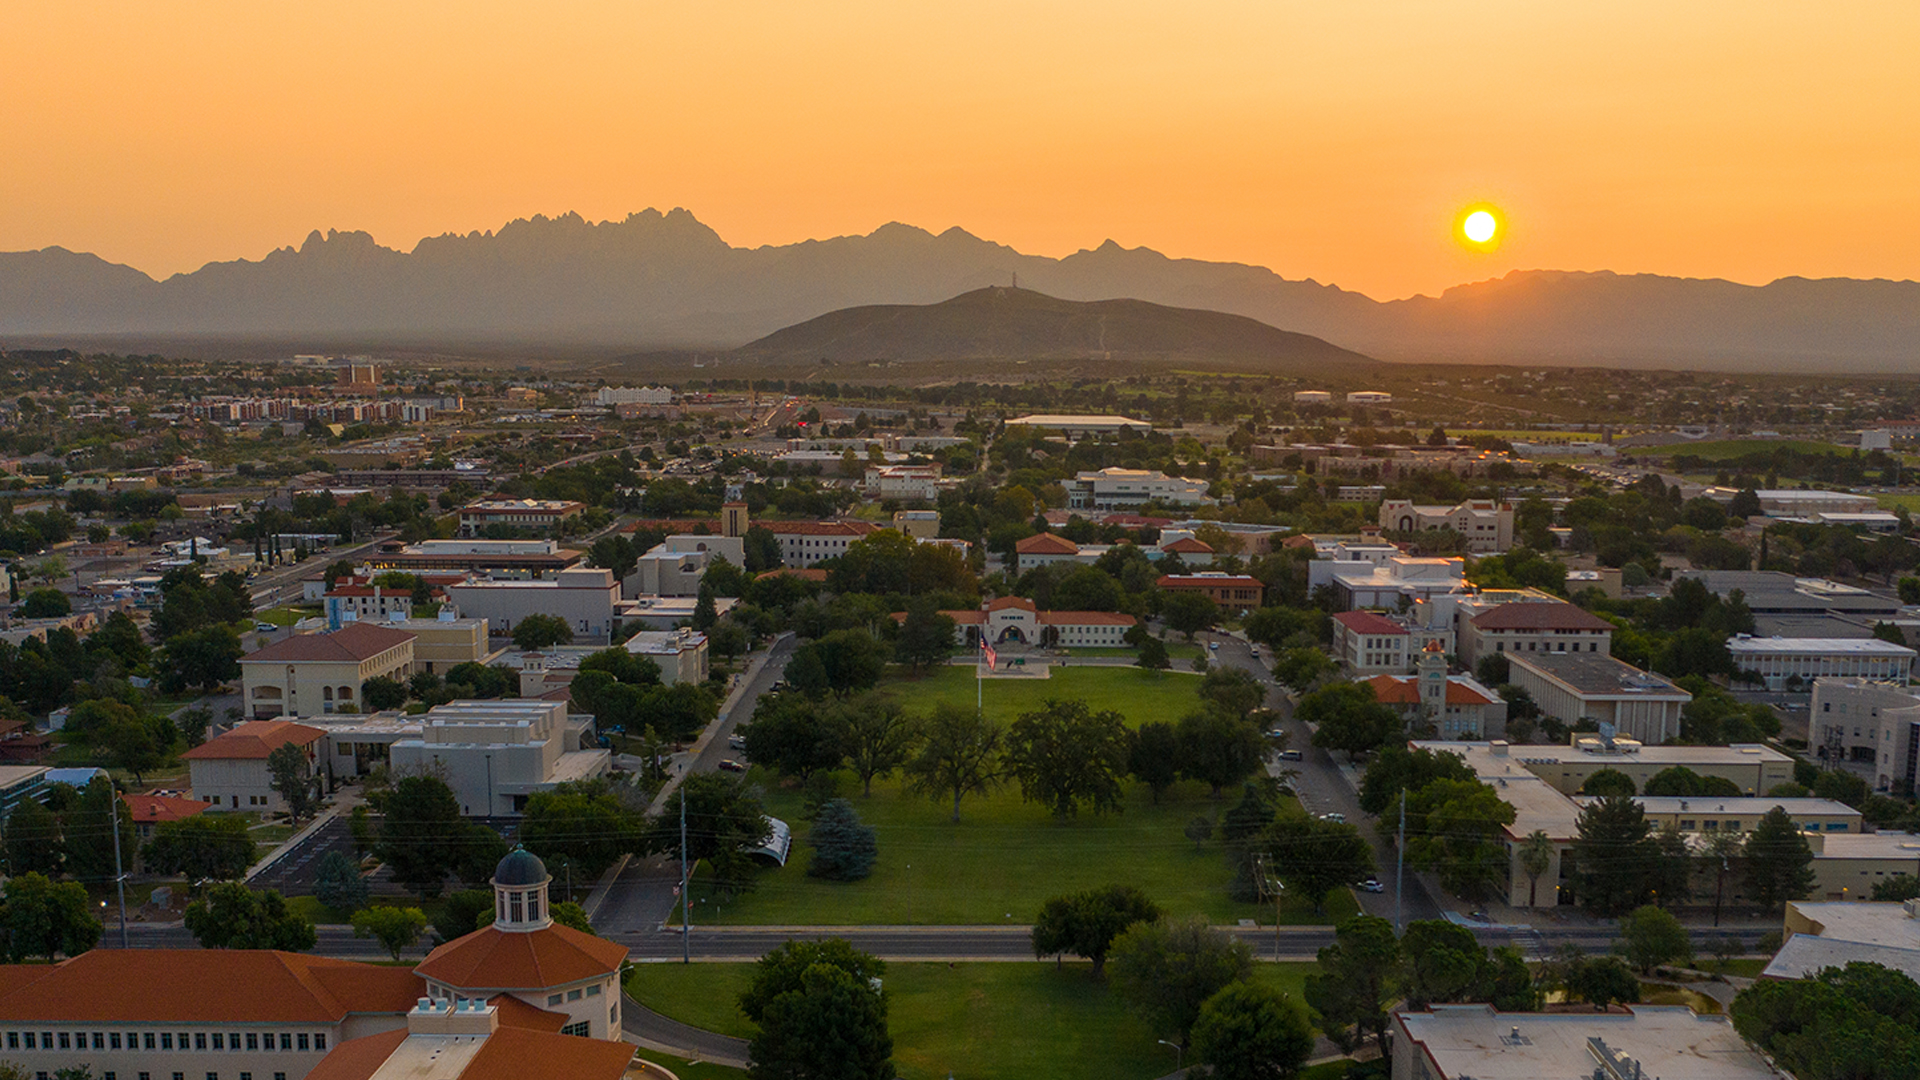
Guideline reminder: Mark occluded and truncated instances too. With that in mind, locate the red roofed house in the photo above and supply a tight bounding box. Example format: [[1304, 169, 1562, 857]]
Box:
[[1456, 596, 1616, 668], [239, 622, 418, 719], [1157, 535, 1216, 566], [1156, 572, 1265, 612], [122, 791, 207, 839], [1331, 610, 1413, 675], [1012, 531, 1100, 573], [1363, 643, 1508, 738], [0, 849, 637, 1080], [183, 720, 325, 811], [896, 595, 1137, 648]]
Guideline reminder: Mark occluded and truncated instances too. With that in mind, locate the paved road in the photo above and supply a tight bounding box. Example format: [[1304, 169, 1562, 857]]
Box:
[[1200, 629, 1444, 928], [594, 634, 800, 935]]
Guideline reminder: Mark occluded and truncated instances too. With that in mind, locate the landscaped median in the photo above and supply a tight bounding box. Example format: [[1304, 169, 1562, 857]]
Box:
[[625, 961, 1323, 1080]]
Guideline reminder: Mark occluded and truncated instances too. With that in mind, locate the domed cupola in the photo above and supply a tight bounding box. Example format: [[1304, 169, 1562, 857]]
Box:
[[492, 846, 551, 932]]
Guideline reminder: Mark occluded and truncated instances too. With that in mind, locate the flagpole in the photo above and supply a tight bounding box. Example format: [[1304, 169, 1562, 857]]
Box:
[[977, 637, 984, 713]]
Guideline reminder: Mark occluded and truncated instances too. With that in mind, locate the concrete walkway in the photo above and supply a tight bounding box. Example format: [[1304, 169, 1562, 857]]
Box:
[[243, 789, 361, 883]]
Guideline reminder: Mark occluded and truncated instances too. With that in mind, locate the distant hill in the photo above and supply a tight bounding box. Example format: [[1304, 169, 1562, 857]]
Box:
[[732, 286, 1376, 372], [2, 208, 1917, 370]]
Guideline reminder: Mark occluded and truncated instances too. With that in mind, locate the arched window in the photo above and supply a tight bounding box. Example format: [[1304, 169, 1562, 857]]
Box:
[[323, 687, 334, 701], [339, 685, 354, 699]]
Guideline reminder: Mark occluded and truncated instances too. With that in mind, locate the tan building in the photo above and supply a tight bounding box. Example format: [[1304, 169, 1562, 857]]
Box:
[[1769, 900, 1920, 982], [1392, 1004, 1784, 1080], [1156, 572, 1265, 611], [445, 568, 621, 644], [456, 499, 586, 538], [1810, 677, 1920, 792], [892, 509, 940, 539], [377, 617, 491, 674], [1364, 645, 1506, 739], [1456, 598, 1615, 668], [1506, 652, 1690, 744], [183, 720, 326, 811], [239, 623, 418, 719], [388, 701, 610, 817], [1378, 497, 1515, 553]]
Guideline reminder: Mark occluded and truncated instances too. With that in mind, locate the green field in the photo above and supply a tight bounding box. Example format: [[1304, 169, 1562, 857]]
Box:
[[256, 605, 319, 627], [1639, 438, 1845, 461], [685, 765, 1362, 927], [625, 961, 1317, 1080], [880, 664, 1205, 729]]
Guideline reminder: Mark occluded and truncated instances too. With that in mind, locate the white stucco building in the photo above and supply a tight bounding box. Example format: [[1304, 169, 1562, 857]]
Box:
[[387, 700, 610, 817], [445, 568, 621, 644]]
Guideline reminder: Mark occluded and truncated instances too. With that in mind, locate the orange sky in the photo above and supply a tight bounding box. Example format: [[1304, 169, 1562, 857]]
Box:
[[4, 2, 1917, 299]]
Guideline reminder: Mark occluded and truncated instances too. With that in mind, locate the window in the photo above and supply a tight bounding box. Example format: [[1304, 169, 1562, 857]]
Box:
[[129, 1032, 139, 1048], [212, 1035, 224, 1051], [567, 989, 582, 1002], [146, 1035, 157, 1050], [196, 1034, 208, 1051], [161, 1034, 173, 1050], [280, 1035, 292, 1051], [59, 1034, 71, 1050], [241, 1074, 252, 1080], [585, 985, 601, 997], [510, 892, 524, 922], [94, 1033, 106, 1049], [229, 1033, 240, 1051], [246, 1034, 257, 1051], [112, 1033, 122, 1049], [4, 1033, 13, 1050], [559, 1022, 591, 1038], [141, 1074, 151, 1080], [548, 994, 564, 1007], [296, 1035, 309, 1052], [275, 1074, 287, 1080], [313, 1035, 325, 1051], [106, 1073, 116, 1080], [208, 1073, 218, 1080]]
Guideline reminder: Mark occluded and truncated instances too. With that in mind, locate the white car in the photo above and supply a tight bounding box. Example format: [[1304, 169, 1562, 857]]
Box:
[[1357, 879, 1385, 893], [1320, 812, 1346, 824]]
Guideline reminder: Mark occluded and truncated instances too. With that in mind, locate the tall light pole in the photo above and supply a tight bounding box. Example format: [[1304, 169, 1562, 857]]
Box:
[[1156, 1039, 1183, 1075], [110, 795, 129, 948]]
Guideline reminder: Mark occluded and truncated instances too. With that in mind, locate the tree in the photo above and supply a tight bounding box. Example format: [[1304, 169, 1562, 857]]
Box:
[[1, 794, 64, 876], [1405, 779, 1516, 903], [1030, 885, 1162, 977], [1161, 591, 1221, 640], [808, 629, 892, 696], [1004, 699, 1131, 818], [747, 960, 893, 1080], [1872, 874, 1920, 902], [143, 814, 257, 881], [840, 694, 919, 797], [184, 883, 317, 951], [352, 905, 429, 961], [1744, 805, 1816, 910], [1400, 920, 1489, 1010], [375, 776, 466, 898], [691, 582, 719, 631], [807, 799, 878, 881], [643, 773, 770, 866], [1109, 915, 1254, 1047], [1570, 795, 1658, 917], [0, 872, 101, 961], [434, 889, 495, 941], [742, 695, 849, 781], [62, 778, 137, 887], [1128, 721, 1183, 803], [511, 613, 573, 651], [1271, 646, 1335, 694], [1518, 829, 1556, 908], [1191, 981, 1315, 1080], [267, 742, 320, 823], [1135, 635, 1171, 671], [17, 587, 70, 618], [159, 624, 243, 693], [361, 676, 409, 711], [97, 712, 177, 786], [902, 704, 1003, 822], [1357, 744, 1475, 816], [1304, 914, 1399, 1060], [1580, 767, 1637, 797], [893, 602, 956, 673], [313, 850, 370, 913], [1616, 904, 1691, 973], [1201, 667, 1267, 720], [175, 706, 212, 749], [520, 781, 643, 883], [1566, 955, 1642, 1010], [1733, 963, 1920, 1080], [1262, 812, 1375, 913], [1301, 682, 1399, 761], [1643, 765, 1741, 798], [1176, 708, 1267, 796]]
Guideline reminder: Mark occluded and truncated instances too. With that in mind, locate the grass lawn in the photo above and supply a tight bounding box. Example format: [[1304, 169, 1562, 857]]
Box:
[[1638, 438, 1844, 461], [684, 767, 1356, 927], [256, 605, 318, 627], [626, 961, 1317, 1080], [633, 1049, 745, 1080], [879, 664, 1204, 729], [1713, 958, 1770, 978], [1065, 642, 1203, 661], [1875, 493, 1920, 512], [249, 822, 297, 844]]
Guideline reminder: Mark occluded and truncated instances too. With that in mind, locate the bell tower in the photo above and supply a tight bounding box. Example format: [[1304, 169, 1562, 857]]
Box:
[[491, 847, 552, 932]]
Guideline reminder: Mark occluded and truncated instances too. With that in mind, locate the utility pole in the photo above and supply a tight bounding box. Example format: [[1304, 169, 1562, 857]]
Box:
[[110, 796, 129, 948], [1394, 790, 1406, 935], [680, 790, 691, 964]]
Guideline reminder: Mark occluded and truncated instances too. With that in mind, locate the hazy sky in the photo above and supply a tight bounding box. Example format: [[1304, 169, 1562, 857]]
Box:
[[5, 2, 1917, 299]]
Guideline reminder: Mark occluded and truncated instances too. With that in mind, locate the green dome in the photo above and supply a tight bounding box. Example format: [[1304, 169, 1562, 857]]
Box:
[[493, 846, 548, 886]]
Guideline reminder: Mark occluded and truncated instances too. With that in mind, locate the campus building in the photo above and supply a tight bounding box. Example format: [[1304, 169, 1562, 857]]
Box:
[[1363, 644, 1506, 738], [387, 700, 609, 817], [1809, 677, 1920, 792], [182, 720, 326, 811], [456, 500, 587, 538], [445, 568, 621, 644], [239, 623, 418, 719], [1392, 1004, 1785, 1080], [1454, 597, 1616, 669], [1065, 467, 1212, 511], [1728, 635, 1916, 690], [1768, 900, 1920, 982], [1002, 414, 1151, 439], [1377, 498, 1515, 553], [1012, 532, 1105, 573], [1506, 652, 1691, 745], [763, 520, 886, 567], [366, 539, 583, 578], [1155, 572, 1265, 612], [905, 596, 1137, 649]]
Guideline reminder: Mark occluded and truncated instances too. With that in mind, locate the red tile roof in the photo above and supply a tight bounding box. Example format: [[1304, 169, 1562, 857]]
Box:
[[1363, 674, 1496, 706], [1161, 537, 1214, 553], [1469, 601, 1615, 632], [1332, 610, 1410, 635], [122, 792, 207, 825], [1157, 575, 1262, 587], [415, 924, 629, 992], [764, 520, 884, 537], [987, 596, 1039, 613], [754, 567, 829, 582], [240, 621, 417, 664], [0, 950, 422, 1023], [182, 719, 325, 761], [302, 1028, 408, 1080], [1039, 611, 1137, 626], [487, 993, 569, 1033], [1015, 532, 1080, 555], [458, 1025, 635, 1080]]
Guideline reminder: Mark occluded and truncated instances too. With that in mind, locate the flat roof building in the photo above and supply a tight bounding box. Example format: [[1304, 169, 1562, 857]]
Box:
[[1769, 899, 1920, 982], [1003, 414, 1151, 439], [1728, 635, 1915, 690], [1507, 652, 1689, 744], [456, 500, 587, 538], [1392, 1004, 1786, 1080], [388, 700, 609, 817]]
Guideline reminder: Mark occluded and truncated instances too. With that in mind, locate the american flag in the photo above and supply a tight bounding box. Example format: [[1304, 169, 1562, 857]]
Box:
[[982, 640, 998, 671]]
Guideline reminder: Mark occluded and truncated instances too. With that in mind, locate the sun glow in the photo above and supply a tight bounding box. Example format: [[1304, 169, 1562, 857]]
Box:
[[1462, 209, 1498, 244]]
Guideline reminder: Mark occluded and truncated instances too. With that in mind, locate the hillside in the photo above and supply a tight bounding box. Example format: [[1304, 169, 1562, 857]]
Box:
[[3, 209, 1918, 370], [731, 286, 1376, 373]]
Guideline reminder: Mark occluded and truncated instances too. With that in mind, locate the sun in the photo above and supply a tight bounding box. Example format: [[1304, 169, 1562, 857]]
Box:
[[1463, 209, 1497, 244]]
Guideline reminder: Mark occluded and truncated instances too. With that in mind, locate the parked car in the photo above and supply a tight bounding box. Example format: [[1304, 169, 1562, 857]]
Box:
[[1357, 878, 1385, 893], [1278, 749, 1303, 761], [727, 735, 746, 750], [1208, 641, 1220, 651], [1320, 812, 1346, 824], [255, 622, 278, 632], [718, 759, 747, 773]]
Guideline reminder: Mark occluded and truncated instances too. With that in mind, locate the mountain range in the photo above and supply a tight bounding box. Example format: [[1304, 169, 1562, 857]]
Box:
[[3, 208, 1917, 371]]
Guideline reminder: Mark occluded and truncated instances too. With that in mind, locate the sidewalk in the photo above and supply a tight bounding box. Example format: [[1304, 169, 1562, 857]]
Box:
[[243, 787, 360, 882]]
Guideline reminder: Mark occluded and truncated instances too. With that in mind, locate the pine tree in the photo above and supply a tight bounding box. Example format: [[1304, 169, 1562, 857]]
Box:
[[807, 799, 879, 881], [1743, 806, 1816, 910]]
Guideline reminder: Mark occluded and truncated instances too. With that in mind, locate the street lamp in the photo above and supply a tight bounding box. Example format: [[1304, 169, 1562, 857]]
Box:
[[1157, 1039, 1183, 1074]]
